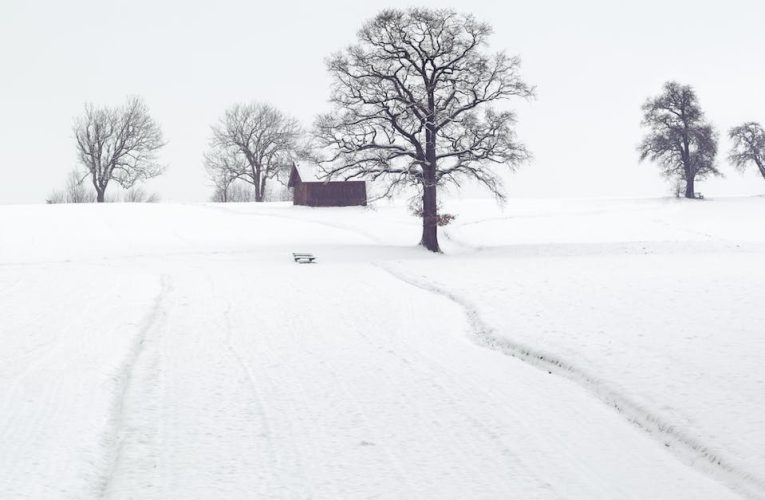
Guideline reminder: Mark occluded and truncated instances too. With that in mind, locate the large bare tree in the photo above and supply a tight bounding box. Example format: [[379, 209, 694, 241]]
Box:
[[74, 96, 165, 202], [208, 103, 301, 202], [315, 8, 534, 252], [639, 82, 719, 199], [729, 122, 765, 182]]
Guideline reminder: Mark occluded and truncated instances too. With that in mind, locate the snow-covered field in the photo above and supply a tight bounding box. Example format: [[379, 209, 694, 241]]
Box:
[[1, 197, 763, 499]]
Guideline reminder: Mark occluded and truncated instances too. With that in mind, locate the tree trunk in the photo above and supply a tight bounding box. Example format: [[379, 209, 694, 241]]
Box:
[[258, 175, 267, 203], [420, 171, 440, 252], [250, 163, 263, 202], [254, 167, 264, 202], [421, 103, 440, 252], [92, 173, 105, 203], [755, 159, 765, 181], [681, 134, 695, 199], [684, 174, 695, 199]]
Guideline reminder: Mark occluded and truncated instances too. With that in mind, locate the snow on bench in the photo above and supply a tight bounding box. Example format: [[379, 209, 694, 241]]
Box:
[[292, 253, 316, 264]]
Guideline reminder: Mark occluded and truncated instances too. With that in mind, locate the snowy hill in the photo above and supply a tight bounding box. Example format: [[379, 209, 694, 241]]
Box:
[[1, 197, 764, 499]]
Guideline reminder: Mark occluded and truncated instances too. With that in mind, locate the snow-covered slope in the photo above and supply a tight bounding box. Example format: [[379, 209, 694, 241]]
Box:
[[0, 197, 763, 499]]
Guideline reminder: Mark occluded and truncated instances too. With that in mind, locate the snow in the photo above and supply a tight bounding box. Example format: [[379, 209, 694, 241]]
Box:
[[1, 196, 763, 499], [292, 162, 328, 183]]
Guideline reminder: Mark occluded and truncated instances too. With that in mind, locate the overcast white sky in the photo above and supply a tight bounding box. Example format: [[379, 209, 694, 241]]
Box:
[[1, 0, 764, 204]]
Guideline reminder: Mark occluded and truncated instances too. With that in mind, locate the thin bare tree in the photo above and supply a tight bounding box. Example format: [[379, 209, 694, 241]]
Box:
[[639, 82, 719, 199], [314, 8, 534, 252], [46, 169, 95, 204], [208, 103, 301, 202], [63, 168, 95, 203], [123, 186, 160, 203], [73, 96, 165, 202], [204, 149, 246, 202], [729, 122, 765, 182]]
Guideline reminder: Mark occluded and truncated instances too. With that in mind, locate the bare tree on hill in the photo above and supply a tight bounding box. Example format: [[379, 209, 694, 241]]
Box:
[[639, 82, 719, 199], [123, 186, 160, 203], [729, 122, 765, 182], [73, 96, 165, 202], [204, 149, 245, 202], [47, 169, 96, 204], [208, 103, 301, 202], [315, 8, 534, 252]]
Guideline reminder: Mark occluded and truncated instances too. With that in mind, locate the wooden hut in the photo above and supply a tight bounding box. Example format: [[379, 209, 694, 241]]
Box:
[[288, 163, 367, 207]]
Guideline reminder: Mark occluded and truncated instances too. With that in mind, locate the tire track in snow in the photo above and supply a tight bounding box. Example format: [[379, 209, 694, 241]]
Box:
[[377, 264, 765, 500], [97, 274, 171, 498], [216, 280, 320, 498], [319, 347, 420, 494], [219, 300, 298, 493], [331, 292, 549, 492]]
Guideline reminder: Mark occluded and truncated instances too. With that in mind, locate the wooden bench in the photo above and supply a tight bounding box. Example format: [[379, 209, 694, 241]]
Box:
[[694, 192, 704, 200], [293, 253, 316, 264]]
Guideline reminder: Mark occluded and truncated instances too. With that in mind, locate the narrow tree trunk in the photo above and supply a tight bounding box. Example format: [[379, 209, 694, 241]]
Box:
[[681, 135, 695, 199], [684, 174, 695, 199], [250, 163, 263, 202], [756, 159, 765, 181], [258, 175, 268, 203], [254, 167, 264, 202], [91, 172, 104, 203], [420, 171, 440, 252]]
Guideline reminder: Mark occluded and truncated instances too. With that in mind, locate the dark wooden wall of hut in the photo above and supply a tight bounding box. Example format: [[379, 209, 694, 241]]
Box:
[[293, 181, 367, 207]]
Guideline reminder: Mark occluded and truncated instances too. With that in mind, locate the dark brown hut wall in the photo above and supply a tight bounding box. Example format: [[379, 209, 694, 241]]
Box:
[[293, 182, 367, 207]]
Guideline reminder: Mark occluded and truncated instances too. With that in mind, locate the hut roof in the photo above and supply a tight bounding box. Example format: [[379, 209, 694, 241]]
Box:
[[290, 163, 329, 185]]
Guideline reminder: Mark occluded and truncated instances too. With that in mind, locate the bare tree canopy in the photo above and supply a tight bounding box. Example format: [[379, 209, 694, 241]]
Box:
[[729, 122, 765, 182], [208, 103, 301, 202], [73, 96, 165, 202], [315, 8, 534, 252], [639, 82, 719, 199]]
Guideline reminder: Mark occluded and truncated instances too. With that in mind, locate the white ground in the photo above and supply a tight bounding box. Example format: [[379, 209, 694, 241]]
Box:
[[1, 197, 763, 499]]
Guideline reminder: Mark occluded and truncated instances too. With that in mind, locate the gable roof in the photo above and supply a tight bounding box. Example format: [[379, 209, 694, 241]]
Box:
[[288, 162, 329, 187]]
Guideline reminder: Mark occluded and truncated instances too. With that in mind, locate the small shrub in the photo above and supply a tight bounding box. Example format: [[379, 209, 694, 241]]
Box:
[[46, 190, 66, 204], [437, 213, 456, 226], [408, 198, 457, 226], [46, 169, 97, 203], [123, 187, 160, 203]]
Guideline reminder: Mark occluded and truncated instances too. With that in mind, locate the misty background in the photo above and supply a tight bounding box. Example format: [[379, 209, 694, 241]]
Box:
[[1, 0, 764, 204]]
